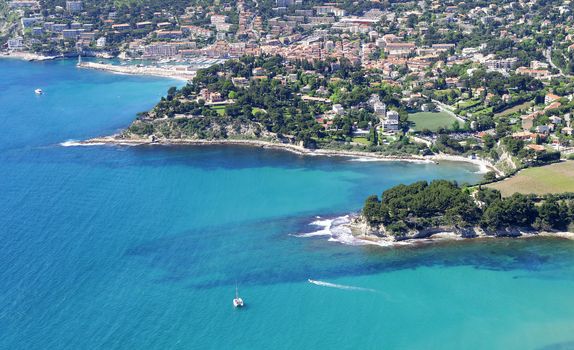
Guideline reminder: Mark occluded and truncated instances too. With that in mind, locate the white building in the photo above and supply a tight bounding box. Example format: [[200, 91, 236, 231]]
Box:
[[373, 102, 386, 116], [96, 37, 106, 48], [382, 110, 400, 131], [9, 1, 39, 9], [143, 43, 177, 58], [65, 1, 82, 13], [7, 37, 24, 50], [531, 60, 549, 70], [210, 15, 227, 25], [368, 93, 380, 106], [332, 104, 344, 114], [484, 57, 518, 70]]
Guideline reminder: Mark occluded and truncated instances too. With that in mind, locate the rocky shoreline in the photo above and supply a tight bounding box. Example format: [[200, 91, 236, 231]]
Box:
[[320, 214, 574, 248], [38, 55, 502, 174], [73, 135, 501, 173]]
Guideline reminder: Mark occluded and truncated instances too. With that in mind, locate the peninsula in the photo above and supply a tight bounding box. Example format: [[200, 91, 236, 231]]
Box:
[[84, 54, 572, 179], [4, 0, 574, 177], [348, 179, 574, 246], [10, 0, 574, 242]]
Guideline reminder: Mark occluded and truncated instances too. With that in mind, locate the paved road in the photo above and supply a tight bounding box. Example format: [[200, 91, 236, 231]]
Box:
[[431, 99, 466, 123], [545, 46, 573, 78]]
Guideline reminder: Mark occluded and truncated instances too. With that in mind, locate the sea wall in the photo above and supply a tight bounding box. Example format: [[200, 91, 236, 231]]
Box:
[[77, 62, 195, 81]]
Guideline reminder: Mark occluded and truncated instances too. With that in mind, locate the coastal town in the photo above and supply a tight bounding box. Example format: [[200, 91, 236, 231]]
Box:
[[3, 0, 574, 173], [4, 2, 574, 346], [2, 0, 573, 239]]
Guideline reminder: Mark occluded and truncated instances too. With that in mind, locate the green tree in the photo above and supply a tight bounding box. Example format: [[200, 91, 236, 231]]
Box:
[[535, 198, 570, 230]]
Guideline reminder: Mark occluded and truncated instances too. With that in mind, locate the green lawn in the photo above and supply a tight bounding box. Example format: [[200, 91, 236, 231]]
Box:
[[470, 106, 493, 117], [409, 112, 458, 131], [487, 161, 574, 196], [456, 99, 482, 110], [352, 137, 371, 145], [494, 101, 533, 117], [211, 105, 226, 116], [114, 0, 144, 5]]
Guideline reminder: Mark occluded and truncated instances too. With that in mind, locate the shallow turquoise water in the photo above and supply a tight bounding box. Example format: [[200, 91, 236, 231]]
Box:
[[1, 59, 574, 349]]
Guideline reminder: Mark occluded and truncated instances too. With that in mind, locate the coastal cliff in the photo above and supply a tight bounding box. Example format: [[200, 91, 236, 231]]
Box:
[[348, 180, 574, 246], [348, 213, 564, 241], [337, 213, 574, 248]]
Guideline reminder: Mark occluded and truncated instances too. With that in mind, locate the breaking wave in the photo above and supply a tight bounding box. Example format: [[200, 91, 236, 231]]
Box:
[[293, 216, 349, 238], [292, 215, 409, 247]]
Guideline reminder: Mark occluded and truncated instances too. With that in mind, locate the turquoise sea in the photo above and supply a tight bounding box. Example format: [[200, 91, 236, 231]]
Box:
[[2, 59, 574, 349]]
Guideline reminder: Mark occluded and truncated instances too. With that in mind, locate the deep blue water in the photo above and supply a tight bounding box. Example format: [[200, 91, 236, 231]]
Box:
[[2, 59, 574, 349]]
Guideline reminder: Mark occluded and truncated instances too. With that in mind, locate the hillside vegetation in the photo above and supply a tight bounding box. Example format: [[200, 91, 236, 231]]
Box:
[[363, 180, 574, 235]]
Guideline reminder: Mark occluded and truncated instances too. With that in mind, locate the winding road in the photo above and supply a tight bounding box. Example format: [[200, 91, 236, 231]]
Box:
[[545, 46, 573, 78]]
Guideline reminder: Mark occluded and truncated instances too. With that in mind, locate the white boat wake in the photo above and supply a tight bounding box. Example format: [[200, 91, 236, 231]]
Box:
[[308, 279, 376, 292]]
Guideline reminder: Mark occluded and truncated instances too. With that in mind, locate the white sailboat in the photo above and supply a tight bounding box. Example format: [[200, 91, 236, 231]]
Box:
[[233, 284, 244, 308]]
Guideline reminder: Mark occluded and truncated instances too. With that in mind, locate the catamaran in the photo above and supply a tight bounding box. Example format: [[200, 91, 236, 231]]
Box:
[[233, 285, 244, 308]]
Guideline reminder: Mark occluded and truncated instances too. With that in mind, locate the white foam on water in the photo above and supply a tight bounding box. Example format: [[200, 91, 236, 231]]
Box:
[[60, 140, 143, 147], [308, 279, 376, 292], [293, 214, 378, 245], [292, 216, 350, 238], [60, 140, 105, 147], [60, 140, 80, 147], [293, 214, 420, 248]]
